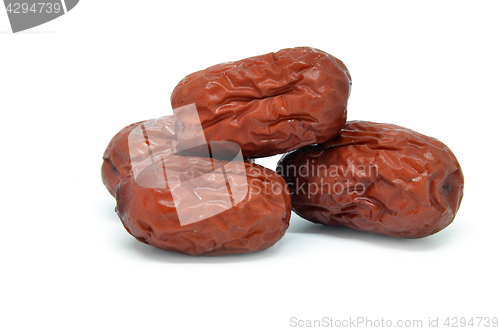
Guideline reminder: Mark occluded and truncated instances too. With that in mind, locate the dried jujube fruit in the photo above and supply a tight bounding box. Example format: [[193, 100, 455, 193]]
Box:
[[116, 157, 291, 256], [277, 121, 464, 239], [170, 46, 351, 159]]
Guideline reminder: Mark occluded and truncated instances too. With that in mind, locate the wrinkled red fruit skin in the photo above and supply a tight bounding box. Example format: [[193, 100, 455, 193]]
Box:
[[116, 161, 292, 256], [277, 121, 465, 239], [170, 47, 351, 159], [101, 121, 143, 197]]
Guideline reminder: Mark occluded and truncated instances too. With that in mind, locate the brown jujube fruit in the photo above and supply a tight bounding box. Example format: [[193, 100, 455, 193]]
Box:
[[116, 158, 292, 256], [277, 121, 464, 239], [170, 47, 351, 159]]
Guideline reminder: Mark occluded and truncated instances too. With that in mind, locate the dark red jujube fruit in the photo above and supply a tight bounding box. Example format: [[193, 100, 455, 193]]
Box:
[[170, 46, 351, 159], [277, 121, 464, 239]]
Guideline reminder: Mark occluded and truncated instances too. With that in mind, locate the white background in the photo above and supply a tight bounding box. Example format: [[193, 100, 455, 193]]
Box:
[[1, 1, 499, 330]]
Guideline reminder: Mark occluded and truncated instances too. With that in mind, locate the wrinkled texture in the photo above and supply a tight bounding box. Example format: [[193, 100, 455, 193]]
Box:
[[116, 159, 292, 256], [170, 47, 351, 159], [131, 151, 248, 226], [277, 121, 464, 239], [101, 117, 178, 197]]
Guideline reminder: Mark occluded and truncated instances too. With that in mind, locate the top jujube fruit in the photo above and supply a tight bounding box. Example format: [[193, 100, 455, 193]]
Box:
[[170, 47, 351, 159]]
